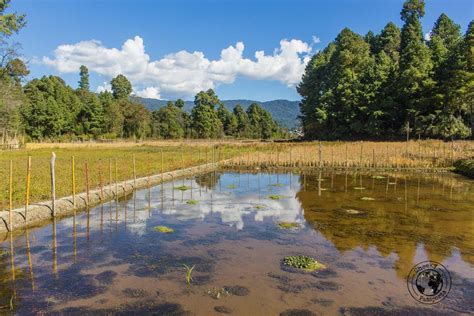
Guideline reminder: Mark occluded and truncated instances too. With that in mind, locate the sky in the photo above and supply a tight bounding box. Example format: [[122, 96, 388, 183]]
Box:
[[9, 0, 474, 101]]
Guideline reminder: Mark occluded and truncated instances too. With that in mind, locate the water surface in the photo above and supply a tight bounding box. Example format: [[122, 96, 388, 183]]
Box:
[[1, 171, 473, 315]]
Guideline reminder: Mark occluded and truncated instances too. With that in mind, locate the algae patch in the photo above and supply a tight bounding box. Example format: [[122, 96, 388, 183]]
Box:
[[282, 255, 326, 272], [277, 222, 301, 230], [174, 185, 191, 191], [153, 226, 174, 233], [187, 199, 199, 205]]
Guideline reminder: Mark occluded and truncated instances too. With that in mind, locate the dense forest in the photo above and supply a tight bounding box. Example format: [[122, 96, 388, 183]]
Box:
[[299, 0, 473, 140]]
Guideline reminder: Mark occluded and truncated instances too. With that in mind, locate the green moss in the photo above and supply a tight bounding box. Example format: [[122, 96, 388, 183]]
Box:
[[278, 222, 301, 229], [153, 225, 174, 233], [454, 159, 474, 179], [282, 255, 326, 271], [174, 185, 191, 191], [186, 199, 199, 205]]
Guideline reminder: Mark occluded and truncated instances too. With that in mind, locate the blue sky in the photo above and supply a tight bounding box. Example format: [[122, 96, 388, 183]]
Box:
[[10, 0, 474, 101]]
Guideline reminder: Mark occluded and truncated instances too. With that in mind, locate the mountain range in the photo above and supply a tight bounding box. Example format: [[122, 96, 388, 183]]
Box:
[[132, 97, 301, 129]]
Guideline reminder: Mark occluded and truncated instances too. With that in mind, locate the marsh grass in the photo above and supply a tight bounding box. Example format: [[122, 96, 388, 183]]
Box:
[[183, 264, 195, 286]]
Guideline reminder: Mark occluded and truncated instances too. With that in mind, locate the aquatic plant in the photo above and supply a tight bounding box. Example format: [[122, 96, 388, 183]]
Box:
[[227, 184, 237, 189], [206, 287, 230, 299], [186, 199, 199, 205], [153, 225, 174, 233], [360, 197, 375, 201], [183, 264, 196, 286], [255, 205, 265, 209], [282, 255, 326, 271], [270, 183, 285, 187], [269, 195, 283, 200], [277, 222, 301, 230], [174, 185, 191, 191]]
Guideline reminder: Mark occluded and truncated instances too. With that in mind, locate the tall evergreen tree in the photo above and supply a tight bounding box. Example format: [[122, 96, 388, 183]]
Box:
[[78, 65, 90, 91], [398, 0, 434, 136]]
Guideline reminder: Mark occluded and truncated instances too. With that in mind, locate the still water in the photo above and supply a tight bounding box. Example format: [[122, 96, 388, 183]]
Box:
[[0, 171, 473, 315]]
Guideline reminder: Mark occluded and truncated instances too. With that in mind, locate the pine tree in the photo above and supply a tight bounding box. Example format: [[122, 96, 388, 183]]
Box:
[[78, 65, 90, 91], [398, 0, 434, 137]]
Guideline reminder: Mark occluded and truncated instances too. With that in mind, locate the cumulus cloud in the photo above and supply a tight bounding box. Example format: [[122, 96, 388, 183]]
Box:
[[312, 36, 321, 44], [424, 32, 432, 41], [134, 86, 161, 99], [42, 36, 312, 99]]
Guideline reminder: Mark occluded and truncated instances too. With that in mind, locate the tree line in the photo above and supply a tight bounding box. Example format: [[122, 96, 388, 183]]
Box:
[[298, 0, 473, 140], [19, 69, 283, 141]]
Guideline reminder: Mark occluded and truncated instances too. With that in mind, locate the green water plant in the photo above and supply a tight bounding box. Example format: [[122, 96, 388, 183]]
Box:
[[269, 195, 284, 200], [270, 183, 285, 187], [282, 255, 326, 271], [153, 225, 174, 233], [186, 199, 199, 205], [227, 184, 237, 189], [277, 222, 301, 230], [255, 205, 265, 210], [174, 185, 191, 191], [183, 264, 195, 286]]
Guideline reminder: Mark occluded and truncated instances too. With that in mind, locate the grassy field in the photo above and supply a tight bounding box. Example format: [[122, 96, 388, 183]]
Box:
[[0, 140, 472, 210]]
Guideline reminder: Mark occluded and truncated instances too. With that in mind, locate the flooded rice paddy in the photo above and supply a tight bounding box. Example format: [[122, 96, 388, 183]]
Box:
[[1, 171, 473, 315]]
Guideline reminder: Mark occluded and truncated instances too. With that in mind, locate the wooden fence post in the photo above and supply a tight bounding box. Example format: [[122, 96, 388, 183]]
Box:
[[9, 160, 13, 232], [71, 156, 76, 209], [50, 152, 56, 217], [84, 161, 90, 207], [133, 155, 137, 188], [25, 156, 32, 222]]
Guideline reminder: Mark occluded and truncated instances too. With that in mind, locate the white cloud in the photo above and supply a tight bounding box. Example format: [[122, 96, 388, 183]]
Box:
[[424, 32, 432, 41], [312, 36, 321, 44], [96, 82, 111, 93], [133, 86, 161, 99], [42, 36, 312, 99]]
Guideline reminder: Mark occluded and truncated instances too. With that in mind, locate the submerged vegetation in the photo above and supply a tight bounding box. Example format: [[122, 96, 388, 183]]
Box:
[[183, 264, 195, 286], [186, 199, 199, 205], [282, 256, 326, 272]]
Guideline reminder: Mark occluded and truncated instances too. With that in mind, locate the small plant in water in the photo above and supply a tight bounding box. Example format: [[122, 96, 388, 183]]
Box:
[[268, 194, 283, 200], [174, 185, 191, 191], [183, 264, 195, 286], [277, 222, 301, 230], [270, 183, 285, 187], [187, 199, 199, 205], [283, 255, 326, 271], [255, 205, 265, 209], [227, 184, 237, 189], [153, 225, 174, 233]]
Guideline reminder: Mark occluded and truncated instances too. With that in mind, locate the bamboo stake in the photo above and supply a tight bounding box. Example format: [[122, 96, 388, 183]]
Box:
[[9, 160, 13, 232], [25, 156, 32, 222], [71, 156, 76, 209], [99, 161, 104, 200], [133, 155, 137, 188], [85, 161, 90, 207], [50, 152, 56, 217]]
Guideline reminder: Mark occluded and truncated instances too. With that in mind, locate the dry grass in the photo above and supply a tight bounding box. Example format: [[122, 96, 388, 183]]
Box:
[[224, 140, 474, 169]]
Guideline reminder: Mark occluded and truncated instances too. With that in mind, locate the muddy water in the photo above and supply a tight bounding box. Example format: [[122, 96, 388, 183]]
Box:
[[0, 171, 473, 315]]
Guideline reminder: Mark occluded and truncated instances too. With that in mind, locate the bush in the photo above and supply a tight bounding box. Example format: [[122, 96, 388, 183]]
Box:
[[453, 159, 474, 179]]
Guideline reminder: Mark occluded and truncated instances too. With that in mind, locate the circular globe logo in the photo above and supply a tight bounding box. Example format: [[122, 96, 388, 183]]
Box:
[[407, 261, 451, 304]]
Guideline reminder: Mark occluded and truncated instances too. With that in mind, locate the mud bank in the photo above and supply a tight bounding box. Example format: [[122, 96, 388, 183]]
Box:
[[0, 161, 220, 234]]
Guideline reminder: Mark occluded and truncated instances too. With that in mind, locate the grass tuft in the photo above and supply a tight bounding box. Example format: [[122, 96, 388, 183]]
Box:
[[153, 225, 174, 233]]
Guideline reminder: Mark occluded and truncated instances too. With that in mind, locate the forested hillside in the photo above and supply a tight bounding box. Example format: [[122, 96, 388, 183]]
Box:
[[133, 98, 300, 129]]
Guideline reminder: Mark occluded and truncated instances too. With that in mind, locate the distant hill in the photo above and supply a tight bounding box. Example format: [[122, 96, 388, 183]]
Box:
[[132, 97, 301, 129]]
